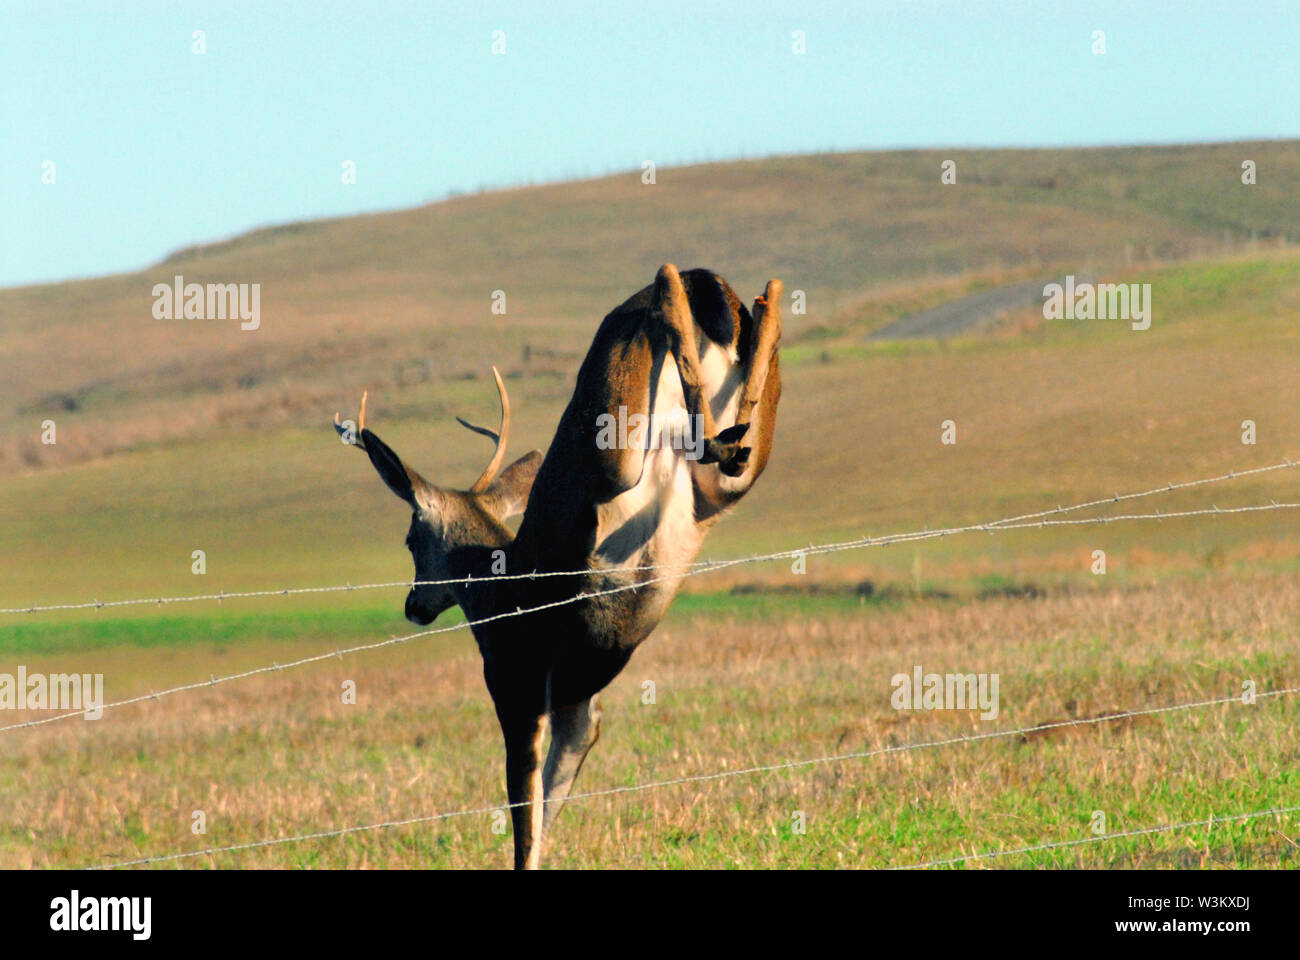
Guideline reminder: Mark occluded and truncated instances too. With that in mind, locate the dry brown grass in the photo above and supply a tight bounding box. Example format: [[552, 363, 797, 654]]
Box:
[[4, 573, 1295, 869]]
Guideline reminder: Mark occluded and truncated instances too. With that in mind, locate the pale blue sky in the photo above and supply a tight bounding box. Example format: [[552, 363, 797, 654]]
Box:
[[2, 0, 1296, 287]]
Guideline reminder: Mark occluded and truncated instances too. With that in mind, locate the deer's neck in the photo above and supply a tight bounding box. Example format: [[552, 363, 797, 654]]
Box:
[[446, 541, 518, 622]]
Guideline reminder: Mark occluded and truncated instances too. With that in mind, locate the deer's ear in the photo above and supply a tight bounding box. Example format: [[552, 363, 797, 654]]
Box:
[[482, 450, 543, 518], [360, 428, 440, 511]]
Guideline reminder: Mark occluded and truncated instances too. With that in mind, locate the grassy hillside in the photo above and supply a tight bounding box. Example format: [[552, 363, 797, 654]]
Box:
[[3, 141, 1298, 476], [2, 143, 1298, 869], [2, 246, 1296, 611], [2, 143, 1298, 608]]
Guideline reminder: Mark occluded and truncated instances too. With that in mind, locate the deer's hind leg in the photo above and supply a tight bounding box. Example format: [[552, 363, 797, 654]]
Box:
[[649, 264, 752, 475], [728, 278, 783, 482], [693, 279, 783, 516], [581, 328, 659, 503]]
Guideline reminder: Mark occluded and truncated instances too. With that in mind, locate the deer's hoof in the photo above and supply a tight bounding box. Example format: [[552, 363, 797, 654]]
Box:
[[718, 446, 751, 476], [700, 423, 750, 475]]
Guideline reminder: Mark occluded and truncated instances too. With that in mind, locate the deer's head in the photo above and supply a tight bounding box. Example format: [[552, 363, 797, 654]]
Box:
[[334, 368, 542, 625]]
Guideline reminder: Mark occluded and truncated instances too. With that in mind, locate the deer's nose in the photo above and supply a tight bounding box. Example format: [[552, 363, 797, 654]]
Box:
[[405, 591, 433, 626]]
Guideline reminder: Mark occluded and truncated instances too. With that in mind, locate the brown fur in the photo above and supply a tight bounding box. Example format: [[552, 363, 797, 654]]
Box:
[[337, 264, 782, 868]]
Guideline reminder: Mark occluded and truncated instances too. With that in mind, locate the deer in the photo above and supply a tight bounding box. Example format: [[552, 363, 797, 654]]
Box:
[[334, 264, 782, 868]]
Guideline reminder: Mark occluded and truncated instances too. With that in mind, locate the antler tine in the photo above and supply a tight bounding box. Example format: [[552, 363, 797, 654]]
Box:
[[463, 367, 510, 492], [333, 390, 368, 447]]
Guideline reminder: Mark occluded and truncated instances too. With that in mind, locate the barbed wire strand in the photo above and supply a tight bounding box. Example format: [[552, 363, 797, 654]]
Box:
[[5, 499, 1298, 738], [893, 803, 1300, 870], [6, 457, 1296, 615], [86, 684, 1299, 869]]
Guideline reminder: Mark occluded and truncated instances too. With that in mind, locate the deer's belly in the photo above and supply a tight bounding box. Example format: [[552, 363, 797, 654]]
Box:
[[593, 336, 731, 556], [592, 414, 702, 574], [573, 437, 691, 664]]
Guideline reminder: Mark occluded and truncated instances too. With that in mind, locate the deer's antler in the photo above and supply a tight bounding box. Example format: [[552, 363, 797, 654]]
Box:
[[457, 366, 510, 492], [333, 390, 369, 447]]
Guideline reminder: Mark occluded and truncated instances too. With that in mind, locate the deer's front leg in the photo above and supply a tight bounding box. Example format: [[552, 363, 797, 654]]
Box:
[[486, 653, 552, 869], [499, 707, 550, 870], [541, 695, 602, 839]]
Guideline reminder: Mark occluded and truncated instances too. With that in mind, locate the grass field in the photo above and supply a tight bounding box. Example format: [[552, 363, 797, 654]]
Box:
[[3, 576, 1296, 869], [1, 143, 1298, 868]]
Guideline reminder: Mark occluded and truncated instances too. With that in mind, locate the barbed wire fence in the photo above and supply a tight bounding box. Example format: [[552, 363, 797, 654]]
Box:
[[5, 458, 1296, 616], [5, 462, 1298, 736], [87, 685, 1300, 870], [4, 458, 1298, 867]]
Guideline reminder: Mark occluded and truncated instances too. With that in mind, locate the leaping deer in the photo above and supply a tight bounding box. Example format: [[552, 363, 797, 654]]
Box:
[[334, 264, 782, 868]]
